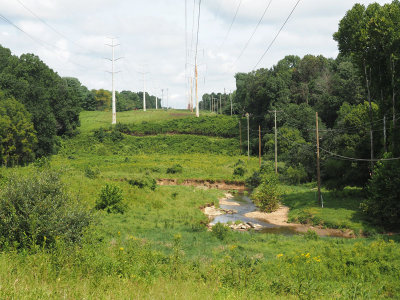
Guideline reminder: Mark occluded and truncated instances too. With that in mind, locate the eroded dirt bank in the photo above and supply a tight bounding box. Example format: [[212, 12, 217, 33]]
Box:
[[157, 179, 246, 191]]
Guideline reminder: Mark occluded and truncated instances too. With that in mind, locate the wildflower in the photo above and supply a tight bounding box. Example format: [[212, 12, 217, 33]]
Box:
[[305, 253, 310, 258], [119, 247, 124, 251], [229, 245, 238, 251], [118, 231, 121, 236], [276, 253, 284, 258]]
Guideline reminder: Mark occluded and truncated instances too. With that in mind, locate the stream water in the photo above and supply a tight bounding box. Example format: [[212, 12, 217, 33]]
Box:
[[211, 193, 300, 235]]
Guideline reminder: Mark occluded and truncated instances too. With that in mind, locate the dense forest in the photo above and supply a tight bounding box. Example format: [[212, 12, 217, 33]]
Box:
[[0, 45, 159, 166], [201, 1, 400, 189]]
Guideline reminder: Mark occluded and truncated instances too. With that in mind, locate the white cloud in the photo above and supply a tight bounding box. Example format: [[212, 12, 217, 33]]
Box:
[[0, 0, 394, 108]]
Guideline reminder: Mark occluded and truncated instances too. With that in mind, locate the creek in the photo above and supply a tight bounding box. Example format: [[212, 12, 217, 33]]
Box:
[[211, 193, 299, 235]]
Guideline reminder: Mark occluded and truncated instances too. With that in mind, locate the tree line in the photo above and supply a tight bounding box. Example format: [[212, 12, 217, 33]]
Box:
[[0, 45, 159, 166]]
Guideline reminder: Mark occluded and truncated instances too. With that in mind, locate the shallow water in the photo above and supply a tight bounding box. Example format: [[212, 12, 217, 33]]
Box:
[[211, 193, 299, 235]]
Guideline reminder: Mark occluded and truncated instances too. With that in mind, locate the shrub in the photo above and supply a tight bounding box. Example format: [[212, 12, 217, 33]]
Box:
[[211, 222, 229, 240], [251, 173, 281, 212], [84, 166, 100, 179], [233, 166, 246, 177], [284, 164, 308, 185], [0, 171, 91, 249], [166, 164, 183, 174], [128, 176, 157, 190], [361, 156, 400, 230], [95, 184, 126, 214]]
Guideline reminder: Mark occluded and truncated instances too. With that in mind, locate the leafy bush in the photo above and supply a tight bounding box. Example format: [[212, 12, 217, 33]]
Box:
[[211, 222, 229, 240], [284, 164, 308, 185], [95, 184, 126, 214], [167, 164, 183, 174], [361, 157, 400, 229], [0, 171, 91, 249], [245, 162, 274, 188], [233, 159, 246, 176], [116, 115, 240, 138], [128, 176, 157, 190], [251, 173, 282, 212], [84, 166, 100, 179]]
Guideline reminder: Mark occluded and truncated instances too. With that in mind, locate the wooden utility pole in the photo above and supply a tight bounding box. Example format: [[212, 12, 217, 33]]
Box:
[[246, 113, 250, 159], [316, 112, 322, 206], [219, 94, 222, 114], [239, 120, 242, 155], [259, 125, 261, 167], [268, 110, 281, 174]]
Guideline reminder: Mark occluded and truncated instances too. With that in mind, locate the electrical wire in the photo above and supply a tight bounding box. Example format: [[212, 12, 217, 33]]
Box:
[[253, 0, 301, 69], [236, 0, 273, 62], [319, 147, 400, 162], [218, 0, 243, 50]]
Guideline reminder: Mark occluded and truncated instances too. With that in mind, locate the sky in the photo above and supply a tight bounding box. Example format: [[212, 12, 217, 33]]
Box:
[[0, 0, 393, 108]]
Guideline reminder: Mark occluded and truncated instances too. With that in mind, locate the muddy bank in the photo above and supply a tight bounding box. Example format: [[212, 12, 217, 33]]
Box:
[[245, 206, 357, 238], [158, 179, 245, 191]]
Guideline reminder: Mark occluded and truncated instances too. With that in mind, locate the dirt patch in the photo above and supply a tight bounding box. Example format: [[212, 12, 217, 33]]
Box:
[[245, 205, 357, 238], [158, 179, 245, 191]]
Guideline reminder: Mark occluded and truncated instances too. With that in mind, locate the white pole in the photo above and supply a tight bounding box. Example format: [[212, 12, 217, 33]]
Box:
[[143, 73, 146, 112], [111, 40, 116, 124]]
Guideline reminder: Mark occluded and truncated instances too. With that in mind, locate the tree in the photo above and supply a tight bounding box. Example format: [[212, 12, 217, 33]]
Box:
[[361, 155, 400, 229], [94, 89, 111, 111], [0, 94, 37, 166]]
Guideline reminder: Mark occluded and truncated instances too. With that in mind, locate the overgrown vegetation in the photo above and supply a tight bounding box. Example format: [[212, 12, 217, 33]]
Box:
[[0, 170, 91, 249], [95, 183, 126, 214]]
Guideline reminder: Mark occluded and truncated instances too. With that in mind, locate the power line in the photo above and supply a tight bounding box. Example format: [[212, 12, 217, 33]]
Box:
[[253, 0, 301, 69], [194, 0, 202, 117], [16, 0, 90, 54], [0, 13, 88, 70], [319, 147, 400, 162], [236, 0, 273, 62], [218, 0, 243, 50]]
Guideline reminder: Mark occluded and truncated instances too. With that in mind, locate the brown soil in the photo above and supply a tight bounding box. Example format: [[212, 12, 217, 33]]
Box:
[[245, 205, 357, 238], [157, 179, 245, 191]]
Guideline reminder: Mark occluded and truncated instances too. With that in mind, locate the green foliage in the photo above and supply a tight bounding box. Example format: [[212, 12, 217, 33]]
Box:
[[95, 184, 126, 214], [0, 95, 37, 166], [304, 229, 319, 241], [0, 46, 82, 156], [233, 159, 246, 176], [252, 172, 282, 212], [116, 115, 240, 138], [84, 166, 100, 179], [245, 162, 274, 188], [361, 156, 400, 229], [128, 176, 157, 190], [0, 170, 91, 249], [284, 164, 308, 185], [166, 164, 183, 174], [211, 222, 229, 240]]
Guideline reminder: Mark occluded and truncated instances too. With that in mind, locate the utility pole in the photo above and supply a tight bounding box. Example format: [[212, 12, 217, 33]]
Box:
[[239, 120, 242, 155], [195, 65, 199, 117], [219, 94, 222, 114], [161, 89, 164, 109], [259, 125, 261, 167], [246, 113, 250, 159], [268, 110, 282, 174], [138, 68, 149, 112], [105, 38, 121, 124], [230, 91, 232, 116], [316, 112, 322, 206]]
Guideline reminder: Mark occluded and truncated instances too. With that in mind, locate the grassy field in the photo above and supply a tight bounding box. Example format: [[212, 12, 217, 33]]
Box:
[[79, 109, 204, 133], [0, 110, 399, 299]]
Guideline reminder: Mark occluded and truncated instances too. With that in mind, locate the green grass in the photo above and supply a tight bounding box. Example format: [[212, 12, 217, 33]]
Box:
[[1, 110, 399, 298], [80, 109, 206, 133], [282, 185, 375, 234]]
